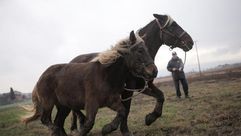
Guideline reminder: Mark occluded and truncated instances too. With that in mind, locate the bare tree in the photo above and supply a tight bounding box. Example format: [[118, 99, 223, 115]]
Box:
[[10, 87, 15, 100]]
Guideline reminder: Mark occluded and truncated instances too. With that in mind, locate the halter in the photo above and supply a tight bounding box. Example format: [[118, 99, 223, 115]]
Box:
[[155, 18, 188, 50]]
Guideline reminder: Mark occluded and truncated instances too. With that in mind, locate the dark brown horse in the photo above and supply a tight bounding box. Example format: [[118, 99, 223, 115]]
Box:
[[70, 14, 194, 135], [23, 31, 157, 136]]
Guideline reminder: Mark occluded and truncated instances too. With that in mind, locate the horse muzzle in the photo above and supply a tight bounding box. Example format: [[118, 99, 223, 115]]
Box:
[[143, 63, 158, 80], [181, 33, 194, 52]]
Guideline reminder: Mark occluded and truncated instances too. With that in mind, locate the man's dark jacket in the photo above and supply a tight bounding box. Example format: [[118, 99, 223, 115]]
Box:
[[167, 57, 185, 80]]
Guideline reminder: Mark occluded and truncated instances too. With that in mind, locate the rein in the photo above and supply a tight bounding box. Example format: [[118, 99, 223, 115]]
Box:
[[184, 51, 187, 65], [182, 43, 191, 65], [121, 80, 148, 101]]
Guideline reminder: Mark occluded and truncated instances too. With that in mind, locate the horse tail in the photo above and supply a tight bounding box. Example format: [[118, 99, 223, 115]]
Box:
[[22, 86, 42, 124], [18, 104, 34, 112]]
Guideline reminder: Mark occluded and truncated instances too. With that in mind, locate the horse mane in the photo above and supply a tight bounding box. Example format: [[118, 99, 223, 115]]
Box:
[[138, 14, 174, 38], [166, 15, 174, 27], [91, 33, 143, 64]]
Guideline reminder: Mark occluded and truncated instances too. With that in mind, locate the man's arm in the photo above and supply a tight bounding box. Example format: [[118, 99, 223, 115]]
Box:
[[167, 60, 176, 72], [167, 61, 172, 72]]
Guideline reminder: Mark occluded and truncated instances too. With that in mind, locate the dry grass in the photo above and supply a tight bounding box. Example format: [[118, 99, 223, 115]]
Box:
[[0, 70, 241, 136]]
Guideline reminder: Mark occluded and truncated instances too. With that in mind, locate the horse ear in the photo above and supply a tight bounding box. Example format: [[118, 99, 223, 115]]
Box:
[[153, 14, 168, 27], [153, 14, 161, 19], [129, 30, 136, 45]]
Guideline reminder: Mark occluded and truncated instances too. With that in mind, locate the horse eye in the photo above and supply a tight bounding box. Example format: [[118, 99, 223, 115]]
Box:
[[169, 27, 174, 31], [166, 28, 171, 32], [169, 23, 177, 31]]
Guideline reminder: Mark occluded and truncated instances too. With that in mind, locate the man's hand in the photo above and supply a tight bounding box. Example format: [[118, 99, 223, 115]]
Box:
[[172, 68, 177, 71], [179, 68, 182, 71]]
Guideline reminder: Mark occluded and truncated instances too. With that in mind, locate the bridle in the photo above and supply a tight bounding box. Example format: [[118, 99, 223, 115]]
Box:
[[155, 17, 189, 50]]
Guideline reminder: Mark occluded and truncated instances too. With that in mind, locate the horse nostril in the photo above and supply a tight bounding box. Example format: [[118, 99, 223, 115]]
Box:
[[146, 64, 157, 78], [190, 40, 194, 46], [153, 66, 158, 77]]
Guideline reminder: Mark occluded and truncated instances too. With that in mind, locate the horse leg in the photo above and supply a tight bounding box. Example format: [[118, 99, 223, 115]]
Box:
[[143, 81, 165, 126], [102, 96, 126, 136], [79, 103, 98, 136], [119, 92, 134, 136], [70, 110, 86, 130], [119, 79, 139, 136], [70, 111, 78, 131], [40, 98, 55, 128], [75, 110, 86, 130], [51, 105, 71, 136], [101, 82, 135, 136], [41, 108, 53, 127]]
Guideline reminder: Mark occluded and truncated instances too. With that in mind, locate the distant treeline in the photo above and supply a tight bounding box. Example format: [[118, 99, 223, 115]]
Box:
[[0, 88, 31, 106]]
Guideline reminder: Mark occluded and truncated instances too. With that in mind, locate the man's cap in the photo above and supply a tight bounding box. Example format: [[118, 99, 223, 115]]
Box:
[[172, 51, 177, 55]]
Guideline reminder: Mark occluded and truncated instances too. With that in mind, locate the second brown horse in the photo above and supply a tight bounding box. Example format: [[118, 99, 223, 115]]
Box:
[[23, 31, 157, 136]]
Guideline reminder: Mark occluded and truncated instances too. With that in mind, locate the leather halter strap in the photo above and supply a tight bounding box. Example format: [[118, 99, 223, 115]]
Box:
[[155, 18, 187, 49]]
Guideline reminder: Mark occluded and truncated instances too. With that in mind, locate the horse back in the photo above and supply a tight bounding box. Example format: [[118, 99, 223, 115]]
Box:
[[35, 64, 66, 104], [70, 52, 98, 63], [54, 62, 105, 109]]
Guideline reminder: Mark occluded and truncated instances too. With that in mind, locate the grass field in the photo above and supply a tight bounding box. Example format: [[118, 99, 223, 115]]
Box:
[[0, 70, 241, 136]]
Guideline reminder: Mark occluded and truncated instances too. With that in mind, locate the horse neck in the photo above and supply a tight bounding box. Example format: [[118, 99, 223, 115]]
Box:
[[139, 20, 164, 60], [103, 58, 128, 89]]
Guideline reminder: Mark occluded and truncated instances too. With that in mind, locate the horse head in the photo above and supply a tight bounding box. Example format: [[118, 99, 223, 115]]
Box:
[[153, 14, 194, 52], [117, 31, 158, 81]]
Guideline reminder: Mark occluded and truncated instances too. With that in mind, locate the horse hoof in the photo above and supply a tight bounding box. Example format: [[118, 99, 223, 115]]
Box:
[[102, 124, 118, 135], [70, 126, 77, 131], [70, 129, 79, 136], [51, 127, 68, 136], [122, 132, 133, 136], [51, 130, 67, 136], [102, 124, 113, 135], [145, 112, 160, 126]]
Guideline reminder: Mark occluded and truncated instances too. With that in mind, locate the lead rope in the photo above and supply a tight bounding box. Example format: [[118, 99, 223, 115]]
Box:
[[183, 43, 192, 65], [183, 51, 187, 65], [121, 80, 148, 101]]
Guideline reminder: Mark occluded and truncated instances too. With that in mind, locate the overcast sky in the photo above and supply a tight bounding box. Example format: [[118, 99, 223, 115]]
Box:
[[0, 0, 241, 93]]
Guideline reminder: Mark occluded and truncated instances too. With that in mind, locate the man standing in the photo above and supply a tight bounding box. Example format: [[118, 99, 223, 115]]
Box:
[[167, 51, 189, 98]]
